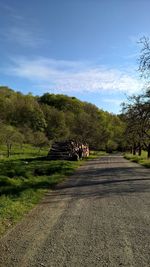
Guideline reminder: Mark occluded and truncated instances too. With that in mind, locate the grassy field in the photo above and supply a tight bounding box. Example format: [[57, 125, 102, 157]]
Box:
[[0, 144, 48, 160], [0, 145, 104, 237], [124, 151, 150, 168]]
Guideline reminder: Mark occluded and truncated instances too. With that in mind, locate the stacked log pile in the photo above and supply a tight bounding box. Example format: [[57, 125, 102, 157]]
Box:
[[47, 140, 89, 160], [48, 140, 78, 160]]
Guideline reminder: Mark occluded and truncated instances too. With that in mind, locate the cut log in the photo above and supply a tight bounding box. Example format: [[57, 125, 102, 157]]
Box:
[[47, 140, 89, 161]]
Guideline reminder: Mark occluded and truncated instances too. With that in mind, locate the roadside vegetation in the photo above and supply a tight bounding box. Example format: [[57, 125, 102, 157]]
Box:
[[0, 145, 83, 237], [0, 144, 106, 237], [124, 151, 150, 168], [87, 150, 108, 159]]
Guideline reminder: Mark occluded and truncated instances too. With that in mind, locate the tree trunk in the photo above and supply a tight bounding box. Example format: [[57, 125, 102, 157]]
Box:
[[138, 143, 142, 156], [7, 144, 10, 158], [133, 143, 136, 155], [148, 143, 150, 158]]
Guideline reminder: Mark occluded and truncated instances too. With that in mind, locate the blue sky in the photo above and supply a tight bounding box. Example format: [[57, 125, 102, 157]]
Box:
[[0, 0, 149, 113]]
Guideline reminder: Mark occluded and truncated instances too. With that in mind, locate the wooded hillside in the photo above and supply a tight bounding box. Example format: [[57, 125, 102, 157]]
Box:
[[0, 86, 125, 156]]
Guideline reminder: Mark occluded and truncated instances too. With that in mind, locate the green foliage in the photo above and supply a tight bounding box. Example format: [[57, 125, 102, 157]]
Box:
[[39, 93, 83, 112], [11, 93, 47, 131], [0, 86, 125, 154], [122, 92, 150, 157], [0, 124, 24, 157], [42, 105, 70, 140], [122, 37, 150, 158], [105, 114, 126, 152], [32, 131, 49, 150]]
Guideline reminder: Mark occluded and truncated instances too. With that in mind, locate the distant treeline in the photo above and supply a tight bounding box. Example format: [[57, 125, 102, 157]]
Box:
[[0, 86, 125, 156]]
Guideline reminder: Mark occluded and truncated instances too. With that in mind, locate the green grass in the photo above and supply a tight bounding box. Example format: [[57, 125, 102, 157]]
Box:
[[0, 151, 83, 237], [124, 151, 150, 168], [87, 150, 107, 159], [0, 146, 106, 237], [0, 144, 48, 161]]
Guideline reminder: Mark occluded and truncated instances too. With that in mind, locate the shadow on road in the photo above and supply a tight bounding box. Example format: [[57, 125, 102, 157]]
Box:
[[42, 162, 150, 204]]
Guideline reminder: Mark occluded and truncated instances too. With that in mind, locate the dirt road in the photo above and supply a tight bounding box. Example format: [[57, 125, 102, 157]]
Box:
[[0, 155, 150, 267]]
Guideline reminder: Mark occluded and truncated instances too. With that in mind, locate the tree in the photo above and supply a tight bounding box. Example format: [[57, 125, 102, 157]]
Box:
[[138, 37, 150, 156], [120, 37, 150, 158], [0, 87, 126, 153], [41, 105, 70, 141], [0, 124, 24, 157], [122, 94, 150, 157], [139, 36, 150, 80], [33, 131, 49, 153], [105, 114, 126, 153], [0, 86, 15, 124], [9, 93, 46, 131], [39, 93, 83, 113]]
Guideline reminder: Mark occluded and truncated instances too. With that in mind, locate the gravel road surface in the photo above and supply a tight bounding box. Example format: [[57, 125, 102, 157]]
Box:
[[0, 155, 150, 267]]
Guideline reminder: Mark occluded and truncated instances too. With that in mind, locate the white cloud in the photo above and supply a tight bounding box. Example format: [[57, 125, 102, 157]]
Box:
[[2, 2, 45, 46], [0, 3, 24, 21], [102, 98, 123, 106], [0, 3, 42, 47], [4, 27, 45, 47], [6, 57, 143, 94]]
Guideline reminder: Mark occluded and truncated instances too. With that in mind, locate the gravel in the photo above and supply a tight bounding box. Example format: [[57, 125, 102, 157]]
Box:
[[0, 155, 150, 267]]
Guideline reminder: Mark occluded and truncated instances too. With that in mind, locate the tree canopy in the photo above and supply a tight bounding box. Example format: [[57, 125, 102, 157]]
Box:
[[0, 86, 125, 155], [121, 37, 150, 158]]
